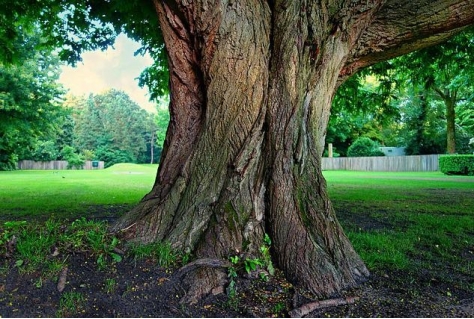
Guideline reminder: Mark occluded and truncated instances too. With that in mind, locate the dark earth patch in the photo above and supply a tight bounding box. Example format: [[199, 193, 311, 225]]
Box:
[[1, 200, 473, 317]]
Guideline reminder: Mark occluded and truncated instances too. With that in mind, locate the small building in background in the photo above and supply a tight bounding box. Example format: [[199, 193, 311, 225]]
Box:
[[379, 147, 406, 157]]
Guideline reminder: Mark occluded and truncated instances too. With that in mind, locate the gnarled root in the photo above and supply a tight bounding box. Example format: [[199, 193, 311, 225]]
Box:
[[172, 258, 231, 304], [289, 296, 359, 317]]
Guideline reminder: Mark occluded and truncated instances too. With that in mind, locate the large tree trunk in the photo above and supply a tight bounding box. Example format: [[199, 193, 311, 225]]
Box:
[[112, 0, 474, 301]]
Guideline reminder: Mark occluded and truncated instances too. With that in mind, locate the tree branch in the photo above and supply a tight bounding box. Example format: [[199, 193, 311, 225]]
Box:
[[342, 0, 474, 77], [433, 86, 447, 100]]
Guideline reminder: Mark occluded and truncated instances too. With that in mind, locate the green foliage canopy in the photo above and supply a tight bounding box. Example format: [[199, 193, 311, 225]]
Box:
[[347, 137, 385, 157], [0, 29, 65, 170], [71, 89, 156, 167], [0, 0, 169, 98]]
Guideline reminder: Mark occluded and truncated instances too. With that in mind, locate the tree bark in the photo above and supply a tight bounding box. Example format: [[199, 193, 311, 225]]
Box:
[[445, 96, 457, 154], [435, 88, 457, 154], [112, 0, 474, 300]]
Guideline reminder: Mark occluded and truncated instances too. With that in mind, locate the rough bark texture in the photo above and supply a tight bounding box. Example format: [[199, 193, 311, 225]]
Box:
[[113, 0, 474, 300]]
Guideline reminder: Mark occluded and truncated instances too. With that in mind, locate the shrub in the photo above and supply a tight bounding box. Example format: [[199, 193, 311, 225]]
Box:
[[347, 137, 385, 157], [95, 147, 135, 168], [439, 155, 474, 175], [61, 146, 85, 169], [30, 141, 59, 161]]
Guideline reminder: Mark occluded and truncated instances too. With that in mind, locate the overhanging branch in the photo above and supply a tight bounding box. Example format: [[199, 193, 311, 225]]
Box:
[[342, 0, 474, 77]]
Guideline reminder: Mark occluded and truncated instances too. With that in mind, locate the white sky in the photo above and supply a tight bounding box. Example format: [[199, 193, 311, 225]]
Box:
[[58, 34, 157, 113]]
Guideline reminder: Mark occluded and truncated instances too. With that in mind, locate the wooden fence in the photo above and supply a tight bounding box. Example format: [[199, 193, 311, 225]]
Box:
[[17, 160, 105, 170], [322, 155, 440, 172]]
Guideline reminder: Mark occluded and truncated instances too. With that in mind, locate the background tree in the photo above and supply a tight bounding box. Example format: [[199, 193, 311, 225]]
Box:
[[329, 69, 400, 156], [331, 27, 474, 156], [4, 0, 474, 301], [139, 113, 160, 164], [154, 98, 170, 162], [394, 80, 447, 155], [397, 28, 474, 154], [72, 89, 154, 167], [0, 29, 65, 170]]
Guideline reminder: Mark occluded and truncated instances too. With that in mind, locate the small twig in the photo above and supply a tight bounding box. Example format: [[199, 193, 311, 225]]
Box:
[[6, 235, 17, 258], [57, 267, 69, 292], [289, 296, 359, 318], [113, 247, 125, 255]]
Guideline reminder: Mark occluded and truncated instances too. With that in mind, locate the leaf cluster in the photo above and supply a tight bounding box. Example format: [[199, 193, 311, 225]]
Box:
[[0, 29, 66, 170], [0, 0, 169, 97]]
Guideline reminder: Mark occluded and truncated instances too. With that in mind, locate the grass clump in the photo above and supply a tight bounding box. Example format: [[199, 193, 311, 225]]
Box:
[[127, 241, 178, 268], [57, 291, 86, 317], [104, 278, 117, 294], [1, 217, 124, 280]]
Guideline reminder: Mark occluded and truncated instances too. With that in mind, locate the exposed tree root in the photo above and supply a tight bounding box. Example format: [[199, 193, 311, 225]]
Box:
[[172, 258, 232, 280], [289, 296, 359, 318], [172, 258, 232, 305]]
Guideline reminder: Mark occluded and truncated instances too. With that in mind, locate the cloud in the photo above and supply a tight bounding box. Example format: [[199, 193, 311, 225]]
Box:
[[59, 34, 156, 113]]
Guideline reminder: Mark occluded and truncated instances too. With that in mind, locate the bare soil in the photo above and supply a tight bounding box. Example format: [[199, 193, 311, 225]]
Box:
[[1, 203, 473, 318]]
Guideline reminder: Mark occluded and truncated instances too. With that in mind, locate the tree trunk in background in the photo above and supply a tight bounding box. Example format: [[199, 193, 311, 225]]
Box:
[[149, 130, 155, 164], [113, 0, 474, 300], [445, 97, 456, 154], [434, 88, 457, 154]]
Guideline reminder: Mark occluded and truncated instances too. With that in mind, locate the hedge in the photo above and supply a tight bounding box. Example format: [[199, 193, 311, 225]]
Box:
[[439, 155, 474, 175]]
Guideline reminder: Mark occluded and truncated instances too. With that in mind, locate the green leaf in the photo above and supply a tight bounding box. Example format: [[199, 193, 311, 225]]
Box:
[[229, 256, 240, 264], [110, 253, 122, 263]]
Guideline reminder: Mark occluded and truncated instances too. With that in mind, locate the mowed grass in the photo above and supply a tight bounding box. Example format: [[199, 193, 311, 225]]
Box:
[[0, 163, 158, 220], [1, 166, 473, 287], [324, 170, 474, 286]]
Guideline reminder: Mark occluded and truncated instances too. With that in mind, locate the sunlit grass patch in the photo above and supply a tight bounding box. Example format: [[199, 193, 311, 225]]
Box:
[[347, 230, 413, 270], [0, 164, 158, 220], [325, 170, 474, 274]]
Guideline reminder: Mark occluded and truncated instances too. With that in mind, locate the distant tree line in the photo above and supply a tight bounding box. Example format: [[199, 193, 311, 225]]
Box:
[[5, 87, 166, 169], [67, 89, 160, 167], [0, 26, 170, 170]]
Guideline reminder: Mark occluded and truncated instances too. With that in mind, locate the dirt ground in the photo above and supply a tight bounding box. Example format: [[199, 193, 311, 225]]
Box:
[[1, 204, 473, 318]]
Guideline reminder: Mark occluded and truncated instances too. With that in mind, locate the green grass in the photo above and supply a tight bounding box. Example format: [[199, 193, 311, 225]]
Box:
[[1, 166, 473, 285], [323, 170, 474, 278], [0, 163, 157, 220], [57, 291, 86, 317], [127, 241, 179, 268], [0, 164, 187, 281]]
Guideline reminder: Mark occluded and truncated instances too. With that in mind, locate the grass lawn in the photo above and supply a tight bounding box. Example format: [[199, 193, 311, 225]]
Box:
[[323, 170, 474, 289], [0, 163, 158, 221], [1, 166, 473, 280]]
